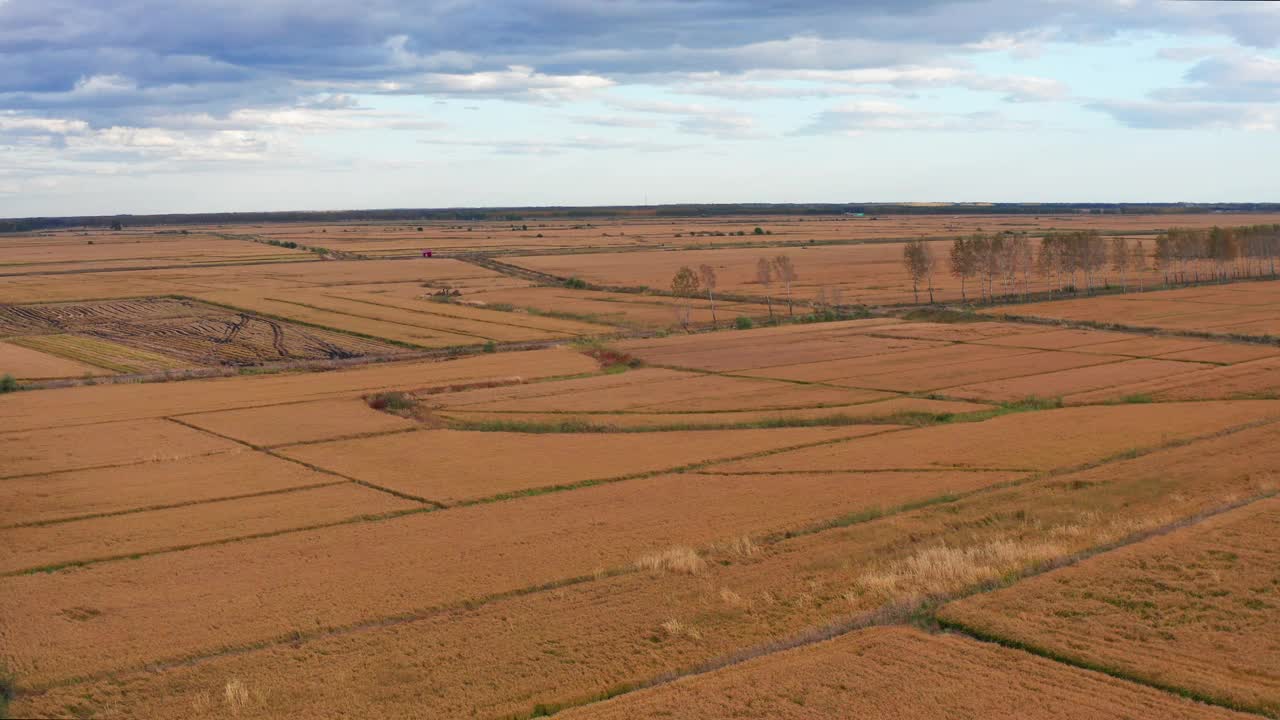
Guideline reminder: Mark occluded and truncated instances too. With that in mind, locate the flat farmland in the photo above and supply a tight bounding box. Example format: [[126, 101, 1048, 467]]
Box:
[[11, 400, 1279, 719], [1001, 280, 1280, 340], [940, 498, 1280, 716], [0, 339, 112, 379], [6, 212, 1280, 719], [561, 628, 1247, 720], [278, 425, 900, 504]]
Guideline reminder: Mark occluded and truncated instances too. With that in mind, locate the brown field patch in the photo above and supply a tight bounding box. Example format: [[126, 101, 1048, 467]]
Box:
[[0, 466, 1013, 687], [3, 297, 407, 367], [431, 367, 891, 414], [0, 419, 240, 478], [711, 401, 1280, 473], [1002, 280, 1280, 340], [279, 426, 899, 504], [441, 397, 992, 429], [13, 413, 1278, 718], [974, 327, 1136, 350], [0, 483, 420, 574], [0, 348, 597, 433], [560, 627, 1245, 720], [1065, 356, 1280, 404], [0, 452, 349, 526], [948, 358, 1211, 403], [618, 319, 931, 372], [939, 497, 1280, 716], [178, 398, 419, 447], [1158, 343, 1280, 365], [0, 339, 112, 379]]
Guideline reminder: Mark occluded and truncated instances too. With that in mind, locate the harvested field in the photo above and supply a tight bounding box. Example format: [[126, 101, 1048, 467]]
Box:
[[0, 419, 239, 478], [3, 297, 408, 367], [0, 466, 1014, 687], [0, 452, 349, 526], [177, 398, 419, 447], [1158, 343, 1280, 365], [0, 483, 421, 575], [8, 333, 190, 374], [711, 401, 1280, 473], [429, 367, 893, 414], [1001, 280, 1280, 340], [461, 285, 774, 330], [1065, 356, 1280, 404], [279, 426, 900, 504], [561, 627, 1247, 720], [939, 497, 1280, 716], [441, 396, 992, 430], [0, 339, 111, 379], [12, 409, 1278, 718], [947, 358, 1211, 403], [0, 348, 597, 433]]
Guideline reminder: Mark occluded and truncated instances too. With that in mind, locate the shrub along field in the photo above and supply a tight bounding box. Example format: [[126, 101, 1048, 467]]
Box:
[[4, 214, 1280, 719]]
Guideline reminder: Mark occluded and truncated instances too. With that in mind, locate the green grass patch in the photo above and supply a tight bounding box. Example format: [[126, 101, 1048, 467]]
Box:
[[0, 374, 17, 393]]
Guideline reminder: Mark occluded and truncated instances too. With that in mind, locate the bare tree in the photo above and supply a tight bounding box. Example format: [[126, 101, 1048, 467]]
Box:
[[1130, 239, 1149, 291], [902, 239, 928, 304], [698, 264, 719, 328], [950, 236, 978, 303], [755, 257, 774, 320], [772, 255, 798, 316], [670, 266, 701, 331], [1110, 236, 1131, 293]]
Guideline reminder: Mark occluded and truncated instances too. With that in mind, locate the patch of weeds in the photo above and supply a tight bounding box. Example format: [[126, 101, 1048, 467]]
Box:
[[482, 341, 497, 353], [564, 277, 588, 289], [574, 340, 643, 372], [902, 307, 982, 323], [0, 374, 19, 393], [734, 316, 754, 330], [1117, 393, 1154, 404], [364, 391, 431, 422], [0, 664, 14, 719]]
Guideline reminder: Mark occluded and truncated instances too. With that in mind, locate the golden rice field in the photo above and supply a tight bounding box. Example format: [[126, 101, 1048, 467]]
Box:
[[2, 212, 1279, 719]]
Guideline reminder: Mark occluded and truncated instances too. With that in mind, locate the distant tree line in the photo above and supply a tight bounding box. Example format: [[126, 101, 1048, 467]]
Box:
[[902, 223, 1280, 304], [6, 204, 1280, 233]]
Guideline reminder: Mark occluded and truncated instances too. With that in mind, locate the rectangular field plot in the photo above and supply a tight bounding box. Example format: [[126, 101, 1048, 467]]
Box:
[[946, 358, 1211, 403], [0, 483, 420, 575], [561, 627, 1246, 720], [2, 297, 408, 368], [9, 333, 191, 374], [0, 418, 240, 478], [939, 497, 1280, 716], [1002, 280, 1280, 340], [279, 426, 899, 504], [1066, 356, 1280, 403], [0, 452, 349, 526], [177, 398, 419, 447], [0, 339, 112, 379], [441, 396, 992, 430], [0, 466, 1013, 687], [710, 401, 1280, 474], [8, 412, 1275, 715], [429, 367, 892, 414]]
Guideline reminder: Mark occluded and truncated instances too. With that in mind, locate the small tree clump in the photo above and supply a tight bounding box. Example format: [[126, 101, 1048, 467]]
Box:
[[0, 374, 18, 393], [564, 277, 588, 289], [734, 316, 754, 330], [670, 266, 701, 331], [772, 255, 797, 316], [698, 264, 719, 328]]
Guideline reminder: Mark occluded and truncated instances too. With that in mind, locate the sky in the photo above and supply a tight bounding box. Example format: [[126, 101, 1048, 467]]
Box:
[[1, 0, 1278, 216]]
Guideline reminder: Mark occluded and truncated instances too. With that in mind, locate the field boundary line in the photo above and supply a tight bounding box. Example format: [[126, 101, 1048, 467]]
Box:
[[16, 413, 1280, 697], [0, 449, 237, 482], [0, 479, 348, 530], [162, 417, 447, 508], [497, 489, 1280, 720]]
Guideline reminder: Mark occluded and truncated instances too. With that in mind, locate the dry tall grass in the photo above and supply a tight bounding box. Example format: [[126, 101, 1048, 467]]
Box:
[[635, 546, 706, 575]]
